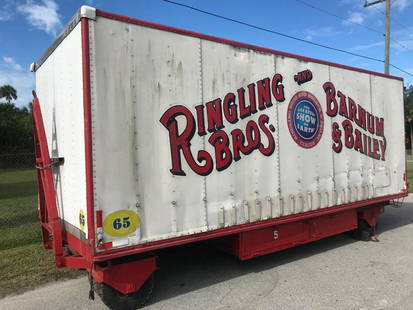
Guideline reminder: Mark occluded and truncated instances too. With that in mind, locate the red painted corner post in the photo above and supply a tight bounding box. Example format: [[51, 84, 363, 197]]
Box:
[[91, 257, 157, 294], [32, 91, 64, 267]]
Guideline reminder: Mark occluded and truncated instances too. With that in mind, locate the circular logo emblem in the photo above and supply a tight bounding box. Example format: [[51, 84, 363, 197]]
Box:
[[287, 91, 324, 148]]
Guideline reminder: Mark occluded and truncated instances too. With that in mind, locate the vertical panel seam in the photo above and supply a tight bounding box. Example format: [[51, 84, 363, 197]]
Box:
[[329, 66, 337, 199], [273, 55, 281, 197], [199, 39, 208, 228], [88, 20, 97, 216], [369, 74, 375, 178]]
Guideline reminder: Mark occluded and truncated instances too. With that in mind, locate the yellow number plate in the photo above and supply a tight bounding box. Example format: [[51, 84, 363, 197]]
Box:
[[103, 210, 140, 237]]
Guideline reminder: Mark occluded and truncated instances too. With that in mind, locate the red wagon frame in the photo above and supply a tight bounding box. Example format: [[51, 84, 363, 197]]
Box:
[[32, 7, 408, 297]]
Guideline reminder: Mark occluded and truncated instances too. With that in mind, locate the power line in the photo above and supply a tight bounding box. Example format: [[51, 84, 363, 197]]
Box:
[[296, 0, 413, 54], [370, 1, 411, 31], [162, 0, 413, 78], [294, 0, 383, 35], [365, 1, 413, 59], [392, 39, 413, 53], [162, 0, 383, 63], [390, 64, 413, 76]]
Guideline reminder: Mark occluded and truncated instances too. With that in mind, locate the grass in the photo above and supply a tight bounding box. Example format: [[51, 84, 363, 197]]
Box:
[[406, 155, 413, 193], [0, 168, 82, 298], [0, 243, 84, 297]]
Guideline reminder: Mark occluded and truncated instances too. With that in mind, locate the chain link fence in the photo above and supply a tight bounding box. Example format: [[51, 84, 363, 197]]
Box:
[[0, 152, 35, 169], [0, 153, 40, 251]]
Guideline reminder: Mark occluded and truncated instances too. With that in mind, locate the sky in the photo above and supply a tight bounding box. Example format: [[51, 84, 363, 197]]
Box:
[[0, 0, 412, 107]]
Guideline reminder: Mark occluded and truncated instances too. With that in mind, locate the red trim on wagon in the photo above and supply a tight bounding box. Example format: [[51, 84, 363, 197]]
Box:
[[64, 230, 89, 258], [95, 9, 403, 82], [96, 210, 103, 228], [81, 17, 95, 258], [32, 93, 64, 267], [93, 191, 406, 261], [76, 10, 406, 262]]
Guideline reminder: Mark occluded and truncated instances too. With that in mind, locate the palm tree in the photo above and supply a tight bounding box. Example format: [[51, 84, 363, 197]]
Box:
[[0, 84, 17, 104]]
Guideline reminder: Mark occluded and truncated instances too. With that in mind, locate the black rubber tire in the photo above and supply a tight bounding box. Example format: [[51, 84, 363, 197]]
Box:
[[95, 274, 155, 310], [353, 219, 372, 241]]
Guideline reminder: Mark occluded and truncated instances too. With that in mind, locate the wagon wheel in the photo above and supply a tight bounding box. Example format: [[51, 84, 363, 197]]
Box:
[[95, 274, 155, 310], [352, 219, 373, 241]]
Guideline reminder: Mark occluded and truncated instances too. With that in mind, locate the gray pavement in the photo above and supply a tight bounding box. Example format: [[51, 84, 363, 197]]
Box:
[[1, 196, 413, 310]]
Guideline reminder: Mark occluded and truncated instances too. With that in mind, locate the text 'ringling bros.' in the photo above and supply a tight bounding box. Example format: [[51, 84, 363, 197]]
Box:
[[160, 74, 286, 176]]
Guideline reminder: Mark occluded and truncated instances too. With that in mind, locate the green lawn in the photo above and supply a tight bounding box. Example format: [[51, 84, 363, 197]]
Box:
[[0, 168, 82, 298], [407, 155, 413, 193]]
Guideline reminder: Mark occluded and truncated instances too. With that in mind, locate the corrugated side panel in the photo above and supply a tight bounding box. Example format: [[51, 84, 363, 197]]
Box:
[[35, 23, 88, 239], [277, 57, 333, 214], [371, 75, 405, 196], [91, 16, 405, 251]]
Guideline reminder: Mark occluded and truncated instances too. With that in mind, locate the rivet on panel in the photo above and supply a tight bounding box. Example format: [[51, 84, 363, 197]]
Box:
[[317, 191, 322, 209], [279, 196, 284, 216], [324, 191, 330, 207], [265, 196, 271, 220], [242, 200, 249, 223], [218, 207, 225, 228], [232, 204, 237, 225], [289, 194, 295, 214], [297, 194, 304, 213], [347, 186, 352, 202]]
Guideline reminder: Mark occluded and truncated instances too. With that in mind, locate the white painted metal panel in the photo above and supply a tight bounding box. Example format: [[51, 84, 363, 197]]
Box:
[[370, 75, 405, 196], [91, 17, 206, 246], [277, 57, 333, 215], [82, 15, 406, 250], [201, 42, 280, 229], [35, 23, 87, 237], [329, 67, 375, 203]]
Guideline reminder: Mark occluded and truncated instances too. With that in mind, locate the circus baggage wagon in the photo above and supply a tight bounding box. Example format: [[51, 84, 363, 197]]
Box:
[[31, 6, 407, 309]]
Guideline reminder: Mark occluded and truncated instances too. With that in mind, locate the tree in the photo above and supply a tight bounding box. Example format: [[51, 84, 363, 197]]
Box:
[[404, 85, 413, 152], [0, 85, 33, 154], [405, 85, 413, 120], [0, 84, 17, 104]]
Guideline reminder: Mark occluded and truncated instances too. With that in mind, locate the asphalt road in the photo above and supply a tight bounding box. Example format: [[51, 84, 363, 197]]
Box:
[[1, 196, 413, 310]]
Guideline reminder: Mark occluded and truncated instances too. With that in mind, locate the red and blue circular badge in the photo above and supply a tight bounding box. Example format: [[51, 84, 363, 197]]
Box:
[[287, 91, 324, 149]]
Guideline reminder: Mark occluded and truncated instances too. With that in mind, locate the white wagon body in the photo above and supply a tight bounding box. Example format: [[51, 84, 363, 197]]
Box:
[[33, 6, 406, 254]]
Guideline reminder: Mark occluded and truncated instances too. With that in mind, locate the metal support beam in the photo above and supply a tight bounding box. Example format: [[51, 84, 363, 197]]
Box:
[[364, 0, 386, 7], [384, 0, 391, 74]]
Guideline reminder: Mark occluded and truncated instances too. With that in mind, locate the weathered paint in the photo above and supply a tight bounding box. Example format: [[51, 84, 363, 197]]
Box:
[[35, 23, 88, 237], [34, 9, 406, 254]]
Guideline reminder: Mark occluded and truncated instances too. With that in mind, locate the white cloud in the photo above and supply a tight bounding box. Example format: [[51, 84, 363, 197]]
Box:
[[391, 39, 413, 51], [393, 0, 411, 12], [3, 57, 23, 71], [351, 41, 383, 51], [343, 11, 364, 25], [0, 57, 34, 107], [0, 0, 15, 21], [0, 71, 34, 107], [17, 0, 62, 36], [304, 26, 340, 41]]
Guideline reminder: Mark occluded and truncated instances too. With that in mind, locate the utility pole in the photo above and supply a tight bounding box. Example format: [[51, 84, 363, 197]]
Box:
[[364, 0, 391, 74]]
